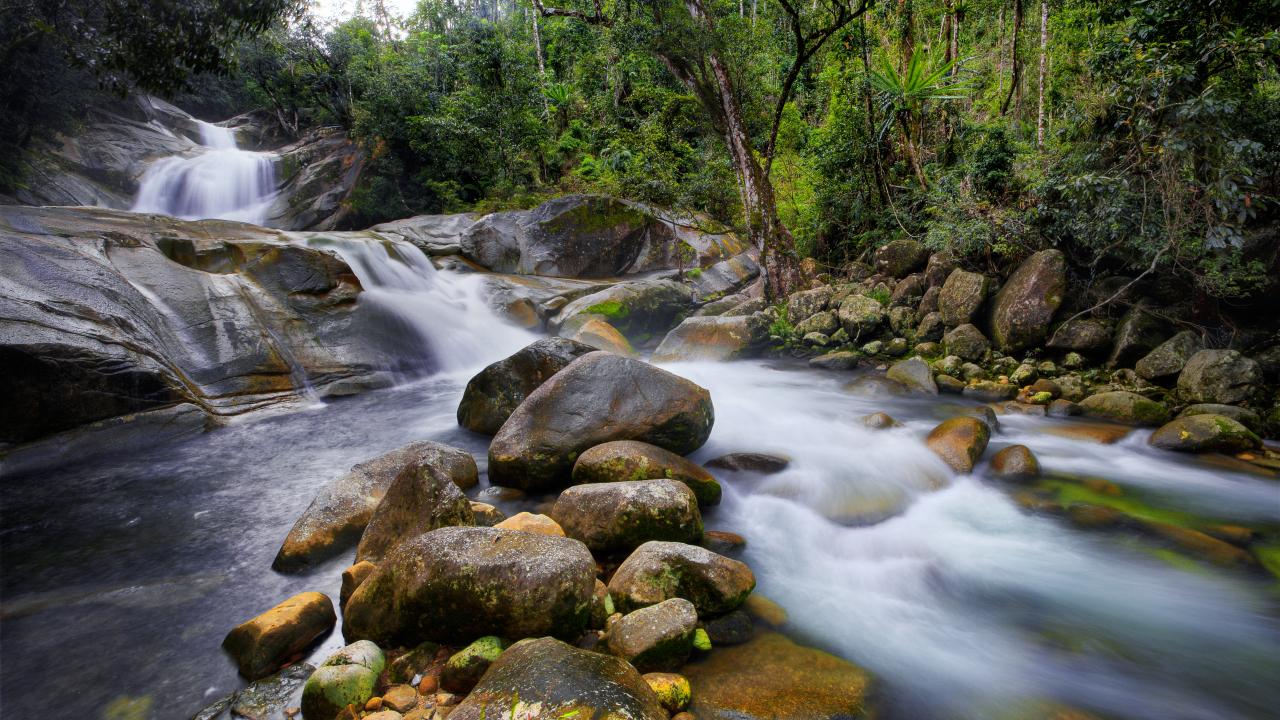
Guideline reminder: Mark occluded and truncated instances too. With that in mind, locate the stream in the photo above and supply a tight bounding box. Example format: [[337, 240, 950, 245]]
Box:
[[2, 120, 1278, 720]]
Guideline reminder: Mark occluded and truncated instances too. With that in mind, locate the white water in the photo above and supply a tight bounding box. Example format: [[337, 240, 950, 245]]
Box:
[[131, 121, 277, 224]]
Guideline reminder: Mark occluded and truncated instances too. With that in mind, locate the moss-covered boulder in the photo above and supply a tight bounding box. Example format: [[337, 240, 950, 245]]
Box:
[[222, 592, 336, 681], [651, 314, 765, 363], [1135, 330, 1199, 381], [794, 310, 839, 337], [837, 295, 885, 337], [1078, 391, 1170, 426], [573, 440, 721, 504], [886, 357, 938, 395], [1176, 349, 1263, 405], [1148, 415, 1261, 453], [342, 527, 596, 646], [943, 323, 991, 362], [683, 632, 873, 720], [1177, 403, 1263, 433], [608, 541, 755, 616], [448, 637, 667, 720], [355, 443, 476, 563], [607, 598, 698, 672], [938, 269, 990, 327], [301, 641, 385, 720], [925, 417, 991, 473], [550, 479, 703, 553], [488, 352, 714, 491], [456, 337, 597, 435], [786, 286, 833, 323], [874, 238, 928, 278], [552, 278, 693, 346], [1046, 318, 1113, 354], [989, 445, 1041, 480], [441, 636, 507, 694], [988, 250, 1066, 353]]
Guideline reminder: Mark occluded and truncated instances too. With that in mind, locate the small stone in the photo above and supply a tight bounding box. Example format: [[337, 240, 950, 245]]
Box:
[[643, 673, 692, 713], [468, 501, 506, 526], [692, 628, 713, 651], [1061, 352, 1086, 370], [366, 696, 384, 711], [417, 675, 438, 695], [936, 374, 965, 394], [861, 340, 884, 355], [365, 711, 403, 720], [700, 530, 747, 554], [1047, 399, 1081, 417], [434, 692, 461, 707], [703, 610, 755, 646], [860, 412, 902, 429]]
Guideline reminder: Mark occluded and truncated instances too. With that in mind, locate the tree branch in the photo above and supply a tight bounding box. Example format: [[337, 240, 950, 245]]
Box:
[[529, 0, 612, 26]]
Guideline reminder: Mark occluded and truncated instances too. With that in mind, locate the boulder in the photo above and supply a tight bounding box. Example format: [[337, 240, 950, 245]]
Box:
[[494, 511, 565, 536], [193, 663, 314, 720], [925, 417, 991, 473], [456, 338, 596, 435], [794, 310, 839, 337], [683, 632, 872, 720], [1046, 318, 1113, 353], [1148, 415, 1261, 453], [222, 592, 336, 681], [837, 294, 886, 338], [355, 443, 477, 563], [1106, 306, 1168, 368], [924, 250, 958, 287], [551, 479, 703, 553], [704, 453, 790, 474], [608, 541, 755, 616], [962, 380, 1018, 402], [943, 323, 991, 362], [786, 287, 833, 323], [889, 273, 927, 307], [886, 357, 938, 395], [340, 561, 377, 609], [1176, 349, 1263, 405], [652, 314, 764, 363], [1135, 331, 1200, 381], [915, 311, 945, 342], [860, 412, 902, 429], [989, 445, 1040, 480], [938, 269, 990, 327], [809, 351, 861, 371], [874, 239, 928, 278], [488, 352, 714, 491], [448, 638, 667, 720], [988, 250, 1066, 352], [301, 641, 385, 720], [275, 442, 474, 571], [469, 501, 506, 526], [559, 315, 635, 355], [1177, 404, 1263, 433], [343, 527, 596, 646], [1078, 391, 1170, 426], [552, 279, 693, 345], [441, 636, 507, 694], [607, 598, 699, 671], [573, 440, 721, 504]]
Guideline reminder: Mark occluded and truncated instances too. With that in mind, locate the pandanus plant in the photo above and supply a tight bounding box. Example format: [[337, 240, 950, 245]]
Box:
[[869, 46, 971, 189]]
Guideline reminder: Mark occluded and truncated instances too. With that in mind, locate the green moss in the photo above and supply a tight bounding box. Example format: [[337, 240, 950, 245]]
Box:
[[692, 628, 712, 651], [585, 300, 630, 319], [1254, 544, 1280, 581], [1039, 477, 1205, 529]]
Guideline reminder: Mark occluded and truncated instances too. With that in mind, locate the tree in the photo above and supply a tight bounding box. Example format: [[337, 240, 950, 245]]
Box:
[[869, 46, 969, 189], [999, 0, 1022, 115], [1036, 0, 1047, 148]]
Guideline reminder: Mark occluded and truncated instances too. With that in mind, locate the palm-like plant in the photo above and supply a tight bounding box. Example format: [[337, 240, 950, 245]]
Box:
[[869, 46, 971, 189]]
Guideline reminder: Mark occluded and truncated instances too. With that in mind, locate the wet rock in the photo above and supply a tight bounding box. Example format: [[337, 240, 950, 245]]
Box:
[[551, 479, 703, 553], [1176, 349, 1263, 405], [441, 636, 507, 694], [608, 598, 699, 671], [275, 442, 474, 571], [702, 609, 755, 646], [1148, 415, 1261, 453], [572, 440, 721, 505], [936, 374, 966, 394], [552, 278, 693, 345], [488, 352, 714, 491], [939, 269, 990, 327], [343, 527, 596, 646], [809, 351, 861, 371], [1107, 306, 1168, 368], [794, 310, 840, 337], [704, 453, 790, 474], [874, 239, 928, 278], [1135, 330, 1200, 381], [356, 444, 476, 563], [1141, 522, 1256, 568], [222, 592, 335, 681], [558, 314, 636, 355], [1010, 363, 1039, 387], [448, 637, 666, 720], [943, 323, 991, 362], [644, 673, 693, 713], [382, 685, 420, 713], [925, 417, 992, 473], [786, 287, 833, 323], [469, 501, 506, 526], [193, 663, 314, 720], [652, 314, 765, 363], [1047, 399, 1081, 417], [456, 338, 596, 435], [609, 541, 755, 616], [1078, 391, 1170, 426], [988, 250, 1067, 353], [700, 530, 747, 555], [860, 412, 902, 429], [963, 380, 1018, 402], [1177, 404, 1262, 433], [884, 357, 938, 395], [340, 561, 377, 609], [301, 641, 385, 720], [494, 511, 565, 536], [683, 631, 872, 720], [989, 445, 1041, 480], [1046, 318, 1113, 354]]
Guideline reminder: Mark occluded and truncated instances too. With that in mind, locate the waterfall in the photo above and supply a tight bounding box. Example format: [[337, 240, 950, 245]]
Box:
[[131, 120, 277, 224]]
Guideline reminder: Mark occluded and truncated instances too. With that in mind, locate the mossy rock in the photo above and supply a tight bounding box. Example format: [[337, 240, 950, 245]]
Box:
[[441, 636, 507, 694], [1078, 391, 1170, 426], [301, 641, 385, 720], [573, 440, 721, 504], [1148, 414, 1261, 453]]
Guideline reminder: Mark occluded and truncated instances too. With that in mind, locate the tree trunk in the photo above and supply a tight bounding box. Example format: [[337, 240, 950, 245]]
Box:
[[899, 112, 928, 189], [1036, 0, 1048, 147], [1000, 0, 1023, 116], [532, 12, 549, 116], [996, 4, 1005, 99]]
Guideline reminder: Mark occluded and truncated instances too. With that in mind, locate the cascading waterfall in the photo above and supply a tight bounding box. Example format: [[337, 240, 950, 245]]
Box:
[[131, 120, 277, 224]]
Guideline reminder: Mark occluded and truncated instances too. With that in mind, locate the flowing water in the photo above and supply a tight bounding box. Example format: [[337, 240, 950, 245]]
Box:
[[131, 121, 278, 225]]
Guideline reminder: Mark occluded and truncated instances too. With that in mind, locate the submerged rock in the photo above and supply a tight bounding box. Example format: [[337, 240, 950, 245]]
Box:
[[343, 526, 596, 646], [1148, 415, 1261, 453], [988, 250, 1066, 353], [925, 417, 992, 474], [193, 663, 314, 720], [704, 453, 791, 474], [608, 541, 755, 616], [448, 637, 667, 720], [456, 338, 596, 435], [222, 592, 335, 680], [1078, 391, 1170, 426], [607, 598, 699, 672], [573, 440, 722, 504], [355, 443, 476, 563], [551, 479, 703, 553], [488, 352, 714, 491]]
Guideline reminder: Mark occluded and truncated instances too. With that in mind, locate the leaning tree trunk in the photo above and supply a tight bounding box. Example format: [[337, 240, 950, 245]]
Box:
[[1001, 0, 1023, 116], [1036, 0, 1048, 148]]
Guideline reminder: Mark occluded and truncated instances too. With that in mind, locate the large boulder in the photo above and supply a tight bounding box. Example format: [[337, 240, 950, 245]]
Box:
[[559, 314, 636, 355], [943, 323, 991, 362], [1177, 403, 1263, 433], [874, 239, 928, 278], [488, 352, 714, 491], [343, 526, 596, 646], [265, 128, 365, 231], [551, 279, 693, 345], [354, 443, 477, 563], [683, 632, 873, 720], [608, 541, 755, 616], [607, 598, 699, 672], [988, 249, 1067, 352], [448, 638, 667, 720], [1176, 349, 1263, 405], [886, 357, 937, 395], [786, 287, 833, 323], [550, 479, 704, 553], [275, 442, 475, 571], [301, 641, 385, 720], [1106, 306, 1168, 368], [1135, 330, 1200, 381], [1046, 318, 1113, 354], [924, 417, 991, 473], [1149, 415, 1261, 454], [1078, 391, 1170, 426], [572, 440, 722, 504], [938, 269, 990, 327], [837, 295, 886, 337], [222, 592, 336, 681], [457, 337, 597, 435], [651, 314, 765, 363]]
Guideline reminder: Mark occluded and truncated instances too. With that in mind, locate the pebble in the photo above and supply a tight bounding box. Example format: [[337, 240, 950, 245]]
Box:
[[383, 684, 419, 713], [417, 675, 439, 695]]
